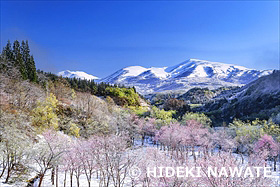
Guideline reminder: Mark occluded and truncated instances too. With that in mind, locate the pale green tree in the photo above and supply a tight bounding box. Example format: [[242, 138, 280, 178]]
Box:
[[32, 93, 59, 131]]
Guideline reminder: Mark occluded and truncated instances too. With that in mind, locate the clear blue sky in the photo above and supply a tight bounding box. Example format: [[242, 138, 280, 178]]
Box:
[[1, 1, 279, 78]]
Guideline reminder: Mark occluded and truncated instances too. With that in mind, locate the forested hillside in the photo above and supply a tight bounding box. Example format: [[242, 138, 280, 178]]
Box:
[[202, 71, 280, 125], [148, 71, 280, 127]]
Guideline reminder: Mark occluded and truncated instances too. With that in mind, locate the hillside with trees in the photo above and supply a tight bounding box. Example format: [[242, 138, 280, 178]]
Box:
[[202, 71, 280, 125], [148, 71, 280, 127]]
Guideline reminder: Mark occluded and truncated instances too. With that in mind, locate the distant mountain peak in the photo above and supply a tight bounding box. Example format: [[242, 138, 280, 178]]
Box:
[[57, 70, 99, 80], [100, 59, 274, 94], [188, 58, 207, 61]]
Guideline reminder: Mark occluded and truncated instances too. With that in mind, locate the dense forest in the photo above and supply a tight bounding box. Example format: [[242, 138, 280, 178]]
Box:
[[1, 40, 37, 82], [0, 40, 279, 187]]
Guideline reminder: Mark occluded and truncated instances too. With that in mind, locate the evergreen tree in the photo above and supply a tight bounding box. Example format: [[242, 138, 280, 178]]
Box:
[[21, 40, 30, 64], [2, 40, 13, 60], [12, 40, 21, 62], [13, 40, 28, 79], [20, 40, 37, 82], [19, 56, 28, 80], [28, 55, 38, 82]]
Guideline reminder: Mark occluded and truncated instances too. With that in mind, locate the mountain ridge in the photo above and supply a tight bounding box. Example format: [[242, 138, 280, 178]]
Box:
[[100, 59, 273, 94], [58, 59, 274, 94], [58, 70, 99, 80]]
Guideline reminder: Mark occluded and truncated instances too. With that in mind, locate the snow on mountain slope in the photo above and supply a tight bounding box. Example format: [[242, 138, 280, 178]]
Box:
[[101, 66, 170, 83], [58, 70, 99, 80], [123, 66, 148, 77], [100, 59, 274, 94]]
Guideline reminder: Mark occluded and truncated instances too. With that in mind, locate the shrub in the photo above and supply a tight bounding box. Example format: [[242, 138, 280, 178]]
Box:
[[181, 112, 212, 127]]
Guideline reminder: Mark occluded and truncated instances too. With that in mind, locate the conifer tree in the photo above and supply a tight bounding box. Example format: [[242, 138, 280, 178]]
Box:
[[13, 40, 28, 79], [20, 40, 37, 82], [19, 56, 28, 80], [28, 55, 38, 82], [21, 40, 30, 64], [2, 40, 13, 60], [12, 40, 21, 62]]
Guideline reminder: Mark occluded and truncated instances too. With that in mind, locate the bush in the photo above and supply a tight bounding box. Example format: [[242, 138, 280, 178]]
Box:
[[181, 112, 212, 127], [150, 106, 175, 123], [105, 87, 140, 106], [128, 106, 149, 117]]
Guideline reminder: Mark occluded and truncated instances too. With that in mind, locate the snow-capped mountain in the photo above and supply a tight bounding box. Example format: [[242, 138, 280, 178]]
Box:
[[58, 70, 99, 80], [100, 59, 273, 94]]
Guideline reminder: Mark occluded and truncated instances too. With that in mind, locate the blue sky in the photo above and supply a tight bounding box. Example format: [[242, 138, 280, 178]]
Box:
[[1, 1, 279, 78]]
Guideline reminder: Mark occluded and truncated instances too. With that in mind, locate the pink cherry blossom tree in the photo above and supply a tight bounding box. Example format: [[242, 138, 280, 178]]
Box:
[[30, 130, 69, 187], [254, 134, 279, 171], [197, 151, 273, 187], [135, 117, 157, 146], [87, 134, 136, 187], [61, 140, 77, 187], [212, 129, 236, 155]]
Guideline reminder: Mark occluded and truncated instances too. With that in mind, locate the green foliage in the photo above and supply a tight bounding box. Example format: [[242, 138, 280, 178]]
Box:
[[46, 73, 140, 104], [229, 119, 261, 143], [229, 118, 280, 143], [1, 40, 37, 82], [12, 40, 21, 63], [71, 88, 76, 99], [62, 77, 109, 95], [105, 87, 140, 106], [32, 93, 59, 132], [189, 104, 203, 109], [58, 116, 80, 137], [1, 40, 13, 60], [19, 57, 28, 80], [262, 120, 280, 141], [26, 55, 38, 82], [181, 112, 212, 127], [150, 106, 175, 123], [128, 106, 149, 117], [68, 122, 80, 137]]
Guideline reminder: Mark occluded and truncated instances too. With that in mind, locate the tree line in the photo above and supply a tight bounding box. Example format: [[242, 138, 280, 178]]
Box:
[[40, 70, 140, 106], [1, 40, 37, 82]]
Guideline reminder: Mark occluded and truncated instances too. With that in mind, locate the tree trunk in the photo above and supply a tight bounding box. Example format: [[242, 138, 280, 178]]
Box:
[[273, 156, 277, 171], [64, 171, 67, 187], [56, 167, 59, 187], [38, 174, 45, 187], [132, 137, 134, 146], [70, 172, 73, 187], [192, 146, 196, 162], [51, 168, 55, 185], [4, 168, 11, 183], [0, 164, 6, 178], [76, 175, 80, 187]]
